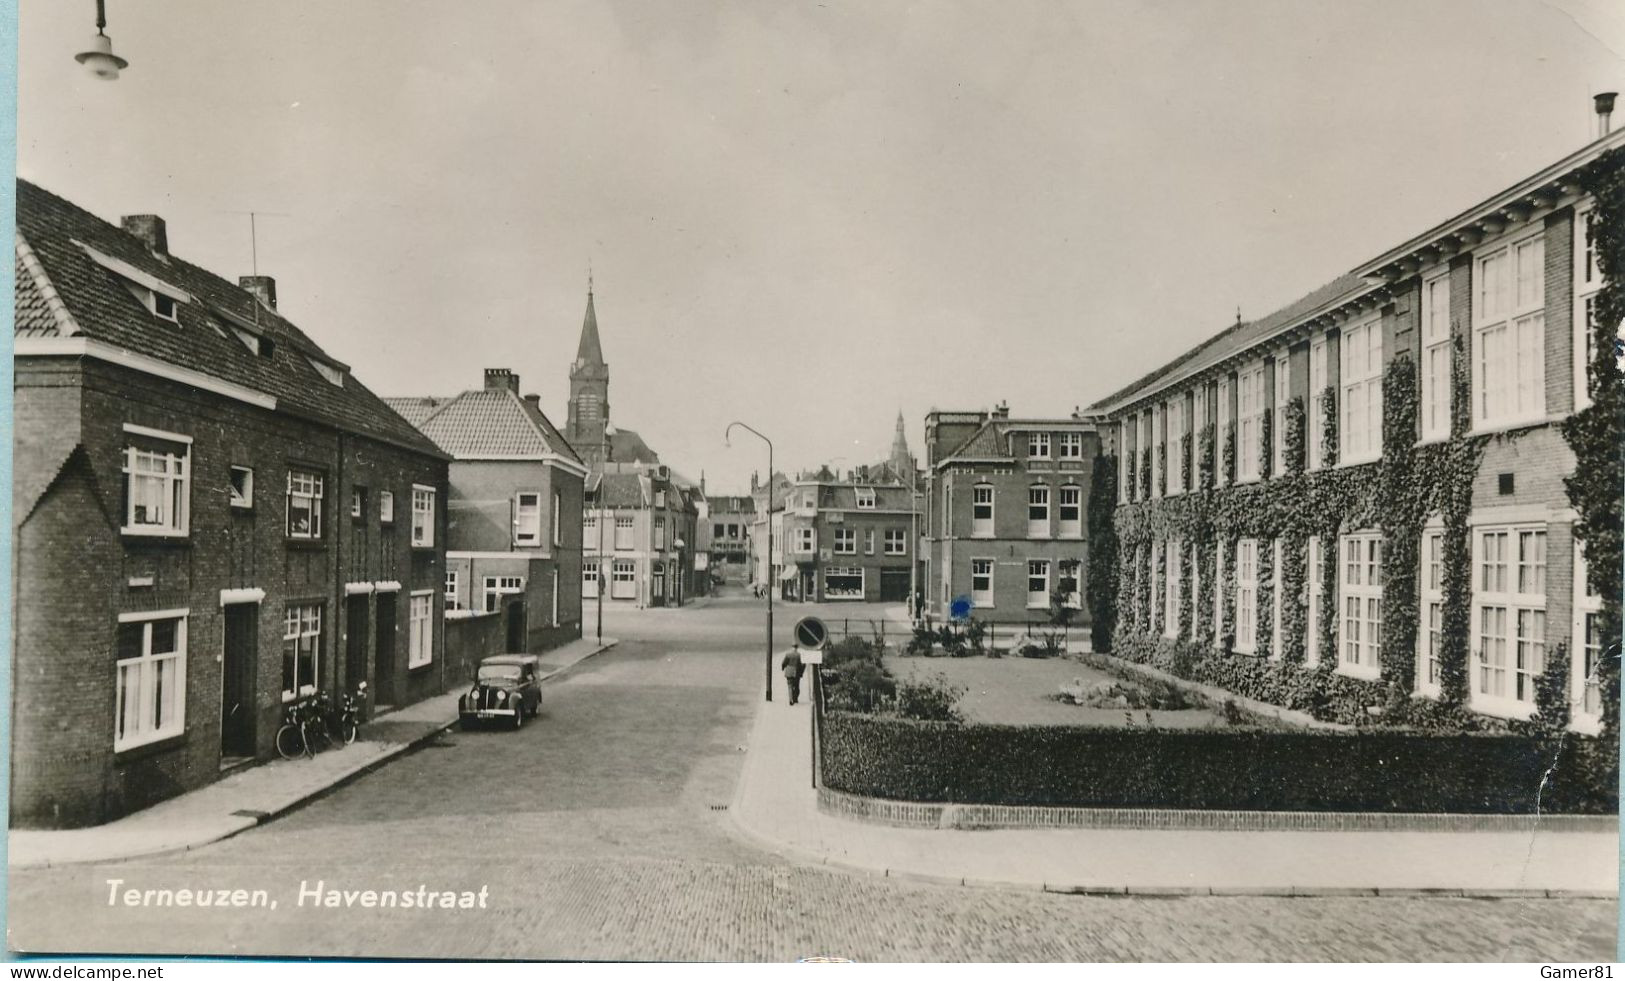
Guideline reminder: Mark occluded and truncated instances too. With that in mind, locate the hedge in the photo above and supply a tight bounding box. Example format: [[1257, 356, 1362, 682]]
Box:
[[819, 712, 1617, 814]]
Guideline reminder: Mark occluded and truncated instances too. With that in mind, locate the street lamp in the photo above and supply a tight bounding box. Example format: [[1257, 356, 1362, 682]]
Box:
[[75, 0, 128, 80], [726, 421, 774, 702], [673, 537, 686, 607], [594, 422, 617, 643]]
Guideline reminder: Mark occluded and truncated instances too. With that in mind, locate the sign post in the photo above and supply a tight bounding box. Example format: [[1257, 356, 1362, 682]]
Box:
[[792, 616, 829, 789]]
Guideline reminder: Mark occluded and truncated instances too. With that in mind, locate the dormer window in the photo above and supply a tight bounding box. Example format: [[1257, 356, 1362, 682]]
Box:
[[855, 487, 876, 509], [1028, 432, 1051, 460], [151, 292, 178, 323], [77, 241, 191, 326], [306, 357, 345, 387]]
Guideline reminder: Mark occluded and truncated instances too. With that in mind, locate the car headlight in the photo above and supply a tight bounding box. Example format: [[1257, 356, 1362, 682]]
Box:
[[498, 690, 508, 704], [469, 688, 479, 701]]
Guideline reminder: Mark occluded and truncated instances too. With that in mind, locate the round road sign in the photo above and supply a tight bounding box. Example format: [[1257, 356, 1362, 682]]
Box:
[[793, 616, 829, 650]]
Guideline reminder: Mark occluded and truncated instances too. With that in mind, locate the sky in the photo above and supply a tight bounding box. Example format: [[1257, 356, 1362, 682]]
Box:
[[16, 0, 1625, 492]]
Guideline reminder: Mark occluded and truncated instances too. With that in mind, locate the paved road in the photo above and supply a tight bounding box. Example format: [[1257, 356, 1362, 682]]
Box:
[[7, 591, 1616, 961]]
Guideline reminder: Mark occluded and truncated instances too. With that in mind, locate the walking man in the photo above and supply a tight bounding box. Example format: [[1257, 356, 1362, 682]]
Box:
[[780, 647, 805, 706]]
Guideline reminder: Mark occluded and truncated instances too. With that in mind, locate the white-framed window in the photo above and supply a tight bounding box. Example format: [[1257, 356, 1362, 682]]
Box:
[[1573, 545, 1603, 733], [833, 527, 856, 554], [1027, 559, 1051, 609], [1271, 538, 1284, 658], [1189, 539, 1202, 638], [1421, 273, 1452, 440], [1418, 527, 1444, 697], [1272, 353, 1289, 475], [855, 487, 876, 509], [971, 558, 994, 607], [1028, 432, 1051, 460], [1340, 318, 1383, 464], [229, 465, 254, 510], [884, 529, 907, 555], [379, 490, 394, 524], [1474, 231, 1546, 428], [444, 569, 460, 609], [411, 486, 436, 547], [583, 560, 604, 595], [122, 428, 191, 536], [1165, 398, 1185, 495], [114, 610, 187, 751], [654, 517, 666, 550], [147, 290, 179, 323], [1309, 337, 1328, 470], [864, 528, 875, 555], [1059, 558, 1082, 610], [1149, 404, 1162, 497], [972, 484, 994, 538], [408, 591, 433, 669], [796, 527, 815, 553], [1213, 539, 1226, 647], [614, 515, 635, 550], [1164, 539, 1181, 638], [1237, 363, 1265, 482], [1339, 532, 1383, 679], [611, 560, 636, 599], [1306, 535, 1323, 666], [282, 604, 321, 702], [483, 575, 524, 613], [823, 566, 865, 600], [286, 469, 323, 540], [1027, 485, 1050, 538], [1472, 525, 1546, 717], [1190, 389, 1206, 485], [1575, 205, 1609, 412], [1234, 538, 1258, 653], [350, 486, 366, 519], [1058, 432, 1083, 459], [1058, 484, 1082, 538], [1217, 376, 1232, 484], [1148, 542, 1159, 627]]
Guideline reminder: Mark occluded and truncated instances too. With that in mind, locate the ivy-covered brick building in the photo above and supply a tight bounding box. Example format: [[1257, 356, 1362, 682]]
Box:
[[1088, 102, 1623, 745]]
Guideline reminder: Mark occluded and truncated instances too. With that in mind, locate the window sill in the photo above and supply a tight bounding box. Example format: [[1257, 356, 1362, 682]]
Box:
[[285, 539, 327, 551], [114, 730, 188, 761], [1469, 413, 1563, 439], [408, 659, 435, 674], [1468, 695, 1536, 721], [1569, 714, 1602, 736], [1334, 664, 1381, 682], [1335, 455, 1380, 470], [121, 532, 191, 546]]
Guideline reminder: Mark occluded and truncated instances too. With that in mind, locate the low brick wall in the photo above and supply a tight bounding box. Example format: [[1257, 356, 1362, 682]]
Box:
[[818, 712, 1617, 815]]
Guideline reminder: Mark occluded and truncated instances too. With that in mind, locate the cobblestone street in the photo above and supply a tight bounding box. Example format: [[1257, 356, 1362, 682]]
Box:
[[7, 594, 1617, 961]]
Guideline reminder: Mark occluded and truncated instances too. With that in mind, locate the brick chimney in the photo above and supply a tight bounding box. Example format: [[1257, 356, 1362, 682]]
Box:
[[239, 275, 277, 309], [1597, 92, 1618, 139], [121, 215, 167, 254], [484, 368, 520, 393], [992, 400, 1010, 420], [522, 393, 541, 411]]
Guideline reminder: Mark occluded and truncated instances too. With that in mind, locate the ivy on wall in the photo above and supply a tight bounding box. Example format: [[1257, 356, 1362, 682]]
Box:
[[1087, 454, 1119, 652], [1568, 146, 1625, 742]]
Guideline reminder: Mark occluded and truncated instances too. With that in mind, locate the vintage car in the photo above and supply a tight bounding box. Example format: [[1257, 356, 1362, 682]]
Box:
[[459, 653, 542, 730]]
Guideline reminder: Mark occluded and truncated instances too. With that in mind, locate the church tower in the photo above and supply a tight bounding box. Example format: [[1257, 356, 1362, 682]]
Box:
[[567, 273, 610, 462], [888, 410, 915, 478]]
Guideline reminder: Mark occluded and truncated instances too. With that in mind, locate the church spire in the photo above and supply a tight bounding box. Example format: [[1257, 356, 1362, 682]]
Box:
[[889, 410, 913, 476], [576, 268, 605, 367]]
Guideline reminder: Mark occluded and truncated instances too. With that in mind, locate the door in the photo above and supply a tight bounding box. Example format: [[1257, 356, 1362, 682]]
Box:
[[345, 594, 370, 695], [506, 600, 527, 653], [221, 603, 257, 759], [880, 569, 911, 603], [374, 592, 397, 708]]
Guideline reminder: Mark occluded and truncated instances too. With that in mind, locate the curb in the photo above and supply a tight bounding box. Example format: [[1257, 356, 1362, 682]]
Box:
[[12, 639, 619, 871]]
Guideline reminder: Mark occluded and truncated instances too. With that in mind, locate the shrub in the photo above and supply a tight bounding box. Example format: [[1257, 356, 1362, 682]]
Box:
[[907, 619, 936, 656], [893, 675, 965, 723], [824, 634, 882, 670], [823, 659, 896, 713]]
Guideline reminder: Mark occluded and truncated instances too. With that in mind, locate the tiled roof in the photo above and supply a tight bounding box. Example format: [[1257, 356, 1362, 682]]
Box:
[[591, 472, 647, 508], [393, 388, 579, 461], [384, 396, 450, 429], [607, 428, 659, 464], [14, 179, 446, 460], [939, 421, 1014, 463], [708, 495, 756, 514], [1087, 271, 1367, 414]]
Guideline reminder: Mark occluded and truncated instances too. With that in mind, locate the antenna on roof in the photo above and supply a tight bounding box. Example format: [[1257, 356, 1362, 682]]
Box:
[[223, 210, 289, 327]]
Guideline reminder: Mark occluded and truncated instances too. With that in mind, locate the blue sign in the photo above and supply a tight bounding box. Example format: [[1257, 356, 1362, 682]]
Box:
[[949, 596, 974, 621]]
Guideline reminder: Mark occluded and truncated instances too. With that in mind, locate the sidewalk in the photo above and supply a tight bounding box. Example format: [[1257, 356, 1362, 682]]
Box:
[[729, 695, 1620, 897], [8, 636, 616, 870]]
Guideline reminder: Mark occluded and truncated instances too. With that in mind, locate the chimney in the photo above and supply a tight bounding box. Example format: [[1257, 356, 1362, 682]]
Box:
[[522, 393, 541, 410], [484, 368, 520, 393], [121, 215, 167, 254], [239, 275, 277, 309], [992, 400, 1010, 420], [1596, 92, 1618, 139]]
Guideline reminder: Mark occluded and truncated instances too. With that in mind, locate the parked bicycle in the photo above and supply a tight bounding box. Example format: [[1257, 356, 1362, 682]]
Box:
[[274, 682, 368, 760]]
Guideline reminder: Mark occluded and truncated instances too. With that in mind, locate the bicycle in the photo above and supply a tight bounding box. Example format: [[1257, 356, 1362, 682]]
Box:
[[274, 696, 320, 760]]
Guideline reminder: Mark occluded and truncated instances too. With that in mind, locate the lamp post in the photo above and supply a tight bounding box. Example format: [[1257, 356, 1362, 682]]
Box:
[[727, 422, 774, 702], [595, 422, 617, 643], [673, 537, 686, 607], [76, 0, 128, 80]]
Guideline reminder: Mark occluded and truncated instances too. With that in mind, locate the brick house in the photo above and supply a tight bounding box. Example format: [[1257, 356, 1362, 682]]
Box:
[[583, 463, 701, 607], [705, 494, 756, 578], [922, 405, 1105, 626], [776, 470, 918, 604], [1090, 112, 1624, 734], [386, 368, 587, 664], [12, 179, 451, 828]]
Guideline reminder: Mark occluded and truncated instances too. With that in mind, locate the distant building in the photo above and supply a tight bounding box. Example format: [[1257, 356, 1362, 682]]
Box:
[[12, 179, 451, 827], [564, 277, 661, 467], [923, 404, 1105, 626], [771, 470, 919, 603], [706, 494, 756, 575], [386, 368, 587, 660], [584, 463, 701, 607]]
